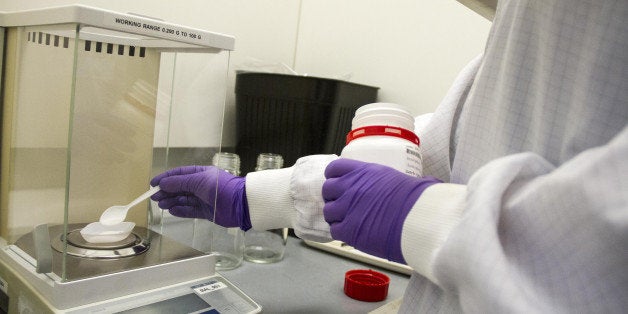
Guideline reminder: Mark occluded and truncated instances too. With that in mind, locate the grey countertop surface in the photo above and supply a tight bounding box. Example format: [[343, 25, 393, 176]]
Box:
[[219, 236, 410, 313]]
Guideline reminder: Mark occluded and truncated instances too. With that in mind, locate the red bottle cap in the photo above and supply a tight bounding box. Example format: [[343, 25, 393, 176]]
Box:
[[344, 269, 390, 302]]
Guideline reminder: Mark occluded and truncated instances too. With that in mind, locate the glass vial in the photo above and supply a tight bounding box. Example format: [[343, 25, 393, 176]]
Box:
[[243, 153, 286, 263], [211, 152, 244, 270]]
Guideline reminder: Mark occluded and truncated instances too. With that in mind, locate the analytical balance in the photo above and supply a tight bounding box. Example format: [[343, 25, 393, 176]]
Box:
[[0, 5, 261, 313]]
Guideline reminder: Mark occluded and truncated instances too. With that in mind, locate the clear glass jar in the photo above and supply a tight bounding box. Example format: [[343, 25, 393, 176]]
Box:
[[243, 153, 286, 263], [211, 152, 244, 270]]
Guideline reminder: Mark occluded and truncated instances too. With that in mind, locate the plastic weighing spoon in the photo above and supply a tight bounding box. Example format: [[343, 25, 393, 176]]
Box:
[[99, 186, 161, 225]]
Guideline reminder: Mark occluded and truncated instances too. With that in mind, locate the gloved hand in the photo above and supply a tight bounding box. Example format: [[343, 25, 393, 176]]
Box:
[[322, 159, 441, 263], [150, 165, 251, 231]]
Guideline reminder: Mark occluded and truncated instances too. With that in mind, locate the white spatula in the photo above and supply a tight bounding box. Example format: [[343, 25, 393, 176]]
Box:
[[99, 186, 161, 225]]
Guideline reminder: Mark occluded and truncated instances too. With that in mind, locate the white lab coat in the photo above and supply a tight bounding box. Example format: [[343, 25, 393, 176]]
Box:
[[245, 0, 628, 312]]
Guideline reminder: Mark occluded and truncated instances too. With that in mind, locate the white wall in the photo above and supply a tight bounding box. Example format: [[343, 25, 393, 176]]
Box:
[[296, 0, 491, 115], [0, 0, 490, 145]]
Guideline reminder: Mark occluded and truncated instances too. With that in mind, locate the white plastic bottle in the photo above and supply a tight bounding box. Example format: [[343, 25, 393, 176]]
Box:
[[341, 103, 423, 177]]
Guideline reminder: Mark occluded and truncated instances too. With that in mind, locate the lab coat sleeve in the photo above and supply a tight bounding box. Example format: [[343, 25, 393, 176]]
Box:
[[401, 126, 628, 312], [245, 167, 296, 231], [245, 154, 338, 242]]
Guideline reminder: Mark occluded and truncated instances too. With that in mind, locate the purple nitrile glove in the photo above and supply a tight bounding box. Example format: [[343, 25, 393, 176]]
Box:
[[150, 165, 251, 231], [322, 159, 441, 264]]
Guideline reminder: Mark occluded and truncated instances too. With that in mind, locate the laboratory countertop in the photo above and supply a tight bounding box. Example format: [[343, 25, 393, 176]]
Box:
[[219, 236, 411, 313]]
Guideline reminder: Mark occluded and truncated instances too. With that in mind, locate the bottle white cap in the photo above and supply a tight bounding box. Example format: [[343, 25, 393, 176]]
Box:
[[351, 103, 415, 131]]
